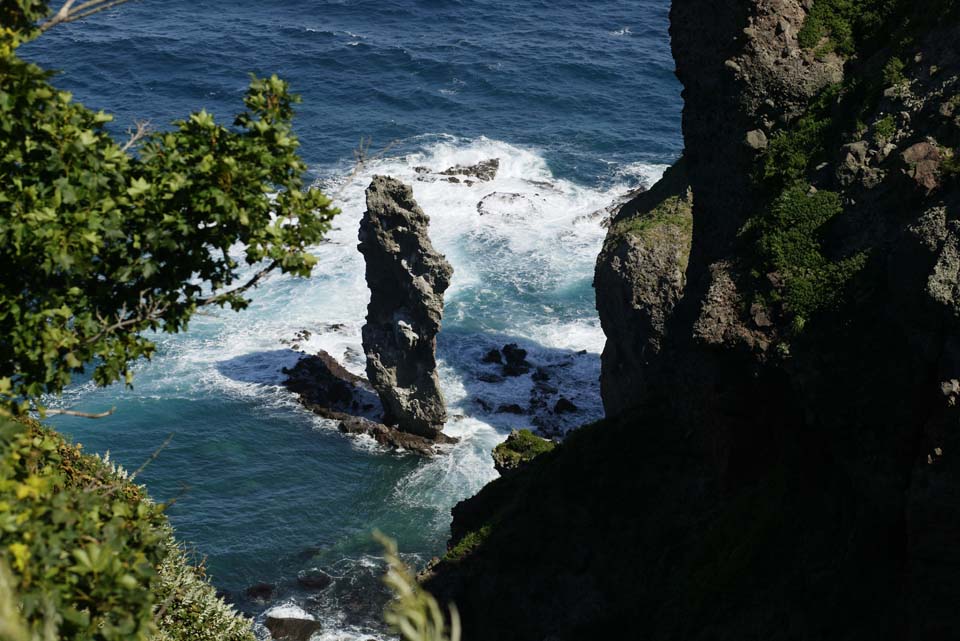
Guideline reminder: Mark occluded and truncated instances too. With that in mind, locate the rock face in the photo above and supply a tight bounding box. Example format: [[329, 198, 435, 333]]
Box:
[[594, 159, 693, 416], [359, 176, 454, 439], [427, 2, 960, 640]]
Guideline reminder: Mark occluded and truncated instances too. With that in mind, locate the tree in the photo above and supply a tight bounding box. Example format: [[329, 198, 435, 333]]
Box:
[[0, 0, 338, 416]]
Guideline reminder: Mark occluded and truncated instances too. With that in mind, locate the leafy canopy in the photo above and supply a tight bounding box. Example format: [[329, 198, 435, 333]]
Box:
[[0, 0, 338, 415]]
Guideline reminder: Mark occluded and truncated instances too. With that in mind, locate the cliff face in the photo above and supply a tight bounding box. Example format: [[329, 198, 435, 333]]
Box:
[[426, 1, 960, 639]]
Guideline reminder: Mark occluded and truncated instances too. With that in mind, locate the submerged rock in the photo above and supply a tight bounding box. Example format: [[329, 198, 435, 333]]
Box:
[[296, 568, 333, 591], [244, 582, 273, 601], [501, 343, 531, 377], [440, 158, 499, 181], [359, 176, 454, 440]]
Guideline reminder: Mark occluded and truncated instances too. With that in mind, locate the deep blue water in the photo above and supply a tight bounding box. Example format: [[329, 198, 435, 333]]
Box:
[[21, 2, 681, 638]]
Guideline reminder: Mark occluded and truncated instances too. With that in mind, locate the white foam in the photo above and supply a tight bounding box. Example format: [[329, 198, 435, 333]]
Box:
[[264, 604, 315, 621]]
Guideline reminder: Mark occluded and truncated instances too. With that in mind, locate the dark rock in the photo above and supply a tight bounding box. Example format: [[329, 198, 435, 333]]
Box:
[[359, 176, 454, 439], [296, 569, 333, 591], [496, 403, 525, 415], [283, 350, 374, 415], [440, 158, 499, 182], [477, 372, 505, 383], [284, 351, 455, 455], [553, 397, 578, 414], [531, 367, 550, 382], [473, 398, 492, 412], [264, 606, 322, 641], [338, 415, 456, 456], [244, 583, 273, 601], [501, 343, 531, 377], [481, 348, 503, 364]]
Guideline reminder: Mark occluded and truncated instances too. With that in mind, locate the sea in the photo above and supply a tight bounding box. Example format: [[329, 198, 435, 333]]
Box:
[[20, 1, 681, 638]]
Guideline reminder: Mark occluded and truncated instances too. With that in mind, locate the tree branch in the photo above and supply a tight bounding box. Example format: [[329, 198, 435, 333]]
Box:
[[42, 406, 116, 419], [129, 432, 174, 480], [39, 0, 135, 33], [84, 296, 168, 345], [121, 119, 152, 152], [196, 260, 280, 307]]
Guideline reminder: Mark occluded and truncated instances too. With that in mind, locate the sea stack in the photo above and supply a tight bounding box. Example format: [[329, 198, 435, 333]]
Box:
[[359, 175, 453, 439]]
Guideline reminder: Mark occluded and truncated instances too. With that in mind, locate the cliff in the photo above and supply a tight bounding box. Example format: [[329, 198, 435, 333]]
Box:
[[425, 1, 960, 639]]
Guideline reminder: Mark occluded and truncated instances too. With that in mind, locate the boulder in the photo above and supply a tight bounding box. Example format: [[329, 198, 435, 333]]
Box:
[[264, 605, 322, 641], [359, 176, 454, 439]]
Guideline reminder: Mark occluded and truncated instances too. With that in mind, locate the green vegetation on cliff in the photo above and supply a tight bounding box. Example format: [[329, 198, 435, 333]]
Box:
[[0, 418, 254, 641], [491, 429, 555, 475], [798, 0, 959, 58]]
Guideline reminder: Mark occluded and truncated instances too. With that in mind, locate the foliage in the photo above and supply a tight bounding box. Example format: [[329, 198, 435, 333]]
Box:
[[797, 0, 960, 59], [762, 85, 840, 187], [0, 417, 255, 641], [375, 531, 460, 641], [443, 524, 493, 563], [150, 534, 255, 641], [0, 417, 164, 640], [754, 184, 866, 328], [881, 57, 906, 86], [873, 114, 896, 142], [942, 148, 960, 180], [0, 0, 338, 415]]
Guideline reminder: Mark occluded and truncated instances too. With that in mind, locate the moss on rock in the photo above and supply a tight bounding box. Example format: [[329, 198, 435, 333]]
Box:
[[491, 429, 556, 476]]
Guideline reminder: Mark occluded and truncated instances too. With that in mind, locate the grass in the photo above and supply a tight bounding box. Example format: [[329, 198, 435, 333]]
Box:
[[443, 525, 493, 563], [610, 194, 693, 242]]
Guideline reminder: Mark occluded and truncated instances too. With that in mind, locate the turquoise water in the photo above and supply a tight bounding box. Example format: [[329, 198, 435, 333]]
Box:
[[22, 1, 681, 637]]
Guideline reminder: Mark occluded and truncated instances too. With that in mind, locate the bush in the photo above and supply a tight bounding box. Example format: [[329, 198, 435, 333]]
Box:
[[0, 418, 254, 641], [755, 184, 867, 327]]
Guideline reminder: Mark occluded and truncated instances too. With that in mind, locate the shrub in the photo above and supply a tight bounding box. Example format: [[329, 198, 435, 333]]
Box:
[[873, 114, 897, 142], [882, 57, 906, 86], [0, 418, 254, 641], [763, 85, 840, 186], [755, 184, 867, 327]]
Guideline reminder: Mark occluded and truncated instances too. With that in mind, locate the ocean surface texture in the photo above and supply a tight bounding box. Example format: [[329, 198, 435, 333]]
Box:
[[22, 1, 681, 638]]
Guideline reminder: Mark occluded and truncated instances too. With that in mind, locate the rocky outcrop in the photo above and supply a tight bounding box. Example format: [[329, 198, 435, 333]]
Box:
[[490, 429, 555, 476], [360, 176, 454, 440], [594, 159, 693, 416], [428, 2, 960, 639], [283, 350, 455, 455]]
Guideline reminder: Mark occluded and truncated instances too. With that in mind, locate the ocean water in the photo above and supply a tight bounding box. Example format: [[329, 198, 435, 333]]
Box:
[[20, 1, 681, 638]]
